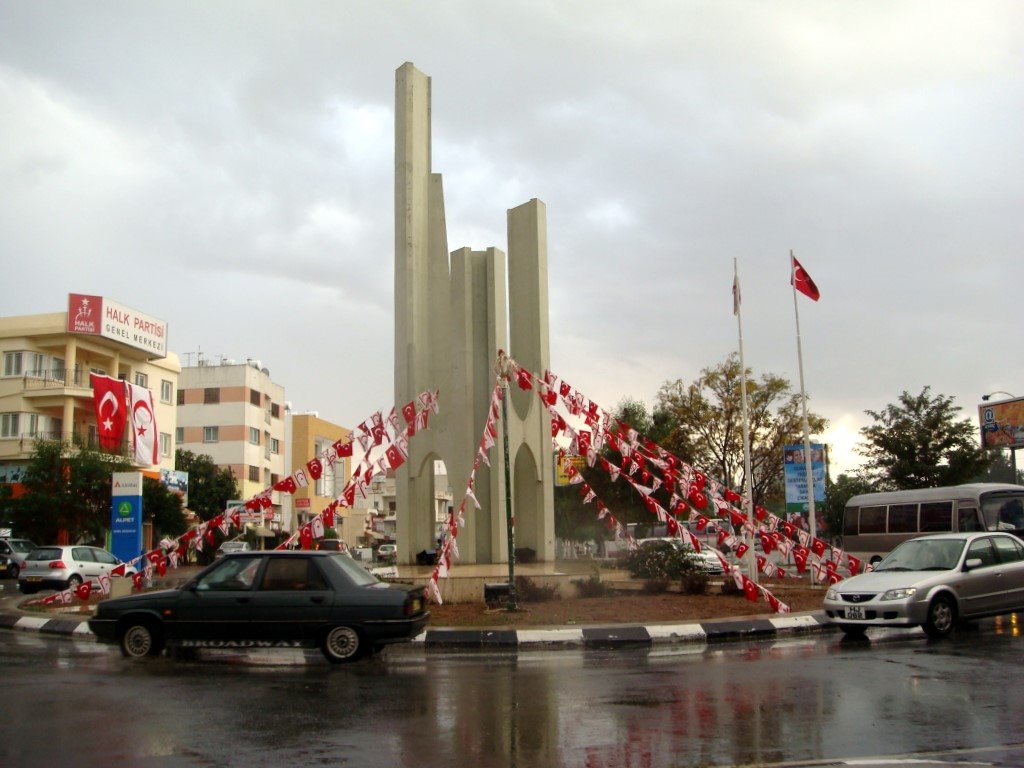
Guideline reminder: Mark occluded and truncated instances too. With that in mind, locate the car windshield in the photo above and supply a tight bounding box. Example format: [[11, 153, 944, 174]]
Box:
[[874, 538, 966, 572], [329, 553, 381, 587]]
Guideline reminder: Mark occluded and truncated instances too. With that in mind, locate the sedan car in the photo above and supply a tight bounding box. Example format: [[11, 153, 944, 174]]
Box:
[[636, 537, 725, 576], [0, 538, 38, 579], [18, 545, 137, 594], [88, 550, 430, 663], [823, 532, 1024, 638]]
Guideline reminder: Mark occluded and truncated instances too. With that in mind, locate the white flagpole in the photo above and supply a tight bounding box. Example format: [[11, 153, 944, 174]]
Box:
[[734, 258, 756, 582], [791, 249, 817, 586]]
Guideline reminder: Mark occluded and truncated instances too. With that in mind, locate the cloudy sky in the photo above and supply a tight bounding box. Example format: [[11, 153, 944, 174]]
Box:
[[2, 1, 1022, 476]]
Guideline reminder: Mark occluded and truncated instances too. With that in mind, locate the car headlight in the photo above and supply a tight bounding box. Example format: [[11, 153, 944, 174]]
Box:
[[880, 587, 917, 601], [826, 588, 838, 600]]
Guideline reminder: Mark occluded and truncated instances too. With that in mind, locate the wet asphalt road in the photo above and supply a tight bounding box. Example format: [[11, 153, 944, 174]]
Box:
[[3, 615, 1024, 768]]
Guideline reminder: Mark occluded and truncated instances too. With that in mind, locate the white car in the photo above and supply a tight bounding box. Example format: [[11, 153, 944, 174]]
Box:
[[823, 532, 1024, 638], [635, 537, 725, 575], [18, 545, 137, 594]]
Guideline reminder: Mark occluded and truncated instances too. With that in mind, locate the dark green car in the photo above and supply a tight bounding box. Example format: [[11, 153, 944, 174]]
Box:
[[88, 550, 429, 663]]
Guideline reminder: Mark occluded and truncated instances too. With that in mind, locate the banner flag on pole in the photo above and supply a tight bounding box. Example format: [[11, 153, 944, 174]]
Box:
[[791, 254, 820, 301]]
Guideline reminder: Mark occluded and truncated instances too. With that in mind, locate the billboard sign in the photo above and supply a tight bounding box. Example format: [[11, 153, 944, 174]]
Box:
[[160, 469, 189, 507], [67, 293, 168, 358], [554, 454, 585, 487], [784, 443, 826, 513], [110, 472, 143, 564], [980, 397, 1024, 451]]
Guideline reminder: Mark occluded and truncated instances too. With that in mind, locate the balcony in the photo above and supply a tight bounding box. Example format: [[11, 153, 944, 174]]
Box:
[[12, 430, 133, 460], [20, 369, 93, 400]]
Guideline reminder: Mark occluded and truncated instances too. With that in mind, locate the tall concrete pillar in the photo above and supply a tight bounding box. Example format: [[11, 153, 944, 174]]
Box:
[[393, 62, 553, 565]]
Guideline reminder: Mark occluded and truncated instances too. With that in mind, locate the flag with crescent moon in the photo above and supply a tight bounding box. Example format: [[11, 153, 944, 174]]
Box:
[[128, 383, 158, 466], [90, 373, 129, 451]]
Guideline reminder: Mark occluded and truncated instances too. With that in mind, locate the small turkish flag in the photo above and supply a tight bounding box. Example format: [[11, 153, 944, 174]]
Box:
[[811, 538, 827, 557], [386, 443, 406, 470], [559, 382, 571, 397], [334, 439, 354, 457], [755, 506, 768, 521], [323, 507, 335, 527], [401, 401, 417, 425], [274, 476, 297, 494], [342, 485, 356, 506], [306, 459, 324, 480], [299, 527, 313, 550], [75, 582, 92, 601], [724, 488, 741, 503], [743, 577, 759, 603], [156, 560, 167, 577], [577, 430, 591, 456], [793, 547, 808, 573], [132, 573, 143, 590], [694, 515, 709, 531], [111, 563, 126, 577], [735, 543, 749, 560], [791, 254, 820, 301], [759, 533, 773, 553], [516, 368, 533, 390], [847, 555, 863, 576], [666, 517, 679, 536], [689, 490, 708, 510]]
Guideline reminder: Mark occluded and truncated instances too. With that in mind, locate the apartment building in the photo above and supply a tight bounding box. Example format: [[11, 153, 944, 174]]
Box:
[[176, 359, 286, 527], [285, 412, 353, 538], [0, 296, 179, 487]]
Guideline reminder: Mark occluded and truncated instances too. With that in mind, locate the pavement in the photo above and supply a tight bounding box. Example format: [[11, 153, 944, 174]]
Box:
[[0, 573, 835, 652]]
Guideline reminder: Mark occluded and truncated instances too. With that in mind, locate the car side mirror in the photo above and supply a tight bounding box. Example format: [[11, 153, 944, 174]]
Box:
[[963, 557, 983, 571]]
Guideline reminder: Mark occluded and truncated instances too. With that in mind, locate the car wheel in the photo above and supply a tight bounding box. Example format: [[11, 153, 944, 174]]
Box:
[[18, 582, 36, 595], [66, 574, 83, 590], [120, 620, 165, 659], [321, 625, 363, 664], [923, 595, 956, 639], [839, 625, 867, 638], [8, 564, 19, 580]]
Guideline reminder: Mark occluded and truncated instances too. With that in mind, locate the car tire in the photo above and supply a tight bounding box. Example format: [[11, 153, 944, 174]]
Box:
[[321, 625, 363, 663], [18, 582, 36, 595], [120, 620, 165, 659], [66, 574, 83, 590], [839, 625, 867, 638], [8, 564, 19, 580], [923, 594, 956, 639]]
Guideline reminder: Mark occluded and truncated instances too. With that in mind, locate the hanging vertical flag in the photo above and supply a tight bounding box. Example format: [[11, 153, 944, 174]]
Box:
[[791, 254, 820, 301], [732, 270, 741, 316], [90, 373, 129, 451], [127, 383, 158, 466]]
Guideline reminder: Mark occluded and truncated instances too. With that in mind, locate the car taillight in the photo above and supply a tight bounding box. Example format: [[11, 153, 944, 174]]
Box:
[[405, 596, 423, 616], [49, 560, 67, 569]]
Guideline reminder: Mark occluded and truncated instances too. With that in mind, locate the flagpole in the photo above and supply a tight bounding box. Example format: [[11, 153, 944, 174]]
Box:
[[791, 249, 817, 586], [734, 258, 756, 582]]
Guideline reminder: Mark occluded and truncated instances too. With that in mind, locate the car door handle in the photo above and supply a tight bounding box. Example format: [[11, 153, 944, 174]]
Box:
[[310, 596, 325, 604]]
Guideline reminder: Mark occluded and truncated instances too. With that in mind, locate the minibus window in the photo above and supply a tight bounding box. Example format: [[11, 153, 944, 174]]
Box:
[[888, 503, 917, 533], [919, 501, 953, 532]]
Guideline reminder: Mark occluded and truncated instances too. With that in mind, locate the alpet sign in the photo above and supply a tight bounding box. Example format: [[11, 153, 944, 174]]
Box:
[[67, 293, 168, 358]]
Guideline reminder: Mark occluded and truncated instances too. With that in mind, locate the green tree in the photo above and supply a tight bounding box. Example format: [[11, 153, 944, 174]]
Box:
[[654, 353, 828, 509], [969, 448, 1022, 485], [859, 387, 990, 490], [821, 473, 873, 543], [142, 477, 188, 541], [174, 449, 239, 520], [7, 439, 132, 543]]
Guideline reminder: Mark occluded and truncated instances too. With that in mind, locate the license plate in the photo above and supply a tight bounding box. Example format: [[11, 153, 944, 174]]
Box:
[[845, 605, 865, 620], [26, 576, 42, 582]]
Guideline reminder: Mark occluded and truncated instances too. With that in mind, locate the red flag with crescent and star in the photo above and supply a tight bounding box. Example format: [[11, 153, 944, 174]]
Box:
[[90, 373, 129, 451], [791, 254, 820, 301]]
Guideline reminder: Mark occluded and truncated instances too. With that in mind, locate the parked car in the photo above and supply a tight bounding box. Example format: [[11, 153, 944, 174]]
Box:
[[636, 537, 725, 576], [376, 544, 397, 562], [0, 538, 38, 579], [18, 545, 137, 594], [823, 532, 1024, 638], [315, 539, 348, 553], [88, 550, 430, 662], [214, 540, 251, 559]]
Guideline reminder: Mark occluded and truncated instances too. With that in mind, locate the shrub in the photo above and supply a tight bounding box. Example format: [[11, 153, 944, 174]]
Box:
[[680, 572, 709, 595], [515, 575, 558, 603], [621, 540, 705, 582], [572, 572, 614, 598], [640, 578, 670, 594]]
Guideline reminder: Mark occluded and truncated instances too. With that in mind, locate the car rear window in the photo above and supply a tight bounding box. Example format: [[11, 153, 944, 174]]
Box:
[[30, 547, 63, 561], [329, 553, 380, 587]]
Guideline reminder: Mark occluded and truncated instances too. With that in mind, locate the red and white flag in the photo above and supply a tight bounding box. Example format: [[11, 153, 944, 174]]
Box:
[[791, 254, 820, 301], [128, 383, 158, 466], [91, 373, 128, 451]]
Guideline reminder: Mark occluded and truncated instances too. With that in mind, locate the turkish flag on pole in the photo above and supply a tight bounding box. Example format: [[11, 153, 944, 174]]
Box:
[[128, 383, 158, 466], [90, 374, 128, 451], [791, 254, 820, 301]]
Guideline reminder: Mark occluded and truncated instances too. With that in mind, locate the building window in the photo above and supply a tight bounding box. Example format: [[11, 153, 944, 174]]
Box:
[[271, 403, 280, 418], [203, 426, 219, 443], [134, 372, 149, 388], [249, 427, 260, 445], [160, 380, 173, 403], [177, 389, 185, 406], [264, 467, 271, 485], [0, 413, 19, 438], [3, 352, 23, 377], [248, 465, 260, 482], [159, 432, 171, 457], [175, 427, 184, 443], [250, 390, 261, 407], [270, 437, 280, 454], [204, 388, 220, 404]]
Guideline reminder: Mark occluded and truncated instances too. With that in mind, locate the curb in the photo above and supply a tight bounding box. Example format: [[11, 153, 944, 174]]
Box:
[[0, 608, 835, 649]]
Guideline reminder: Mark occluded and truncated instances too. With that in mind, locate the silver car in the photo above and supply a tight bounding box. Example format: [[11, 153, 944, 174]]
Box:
[[0, 538, 38, 579], [18, 545, 137, 594], [823, 532, 1024, 638], [636, 537, 725, 576]]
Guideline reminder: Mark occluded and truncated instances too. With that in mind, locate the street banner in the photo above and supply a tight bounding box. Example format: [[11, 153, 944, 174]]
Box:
[[783, 444, 826, 513]]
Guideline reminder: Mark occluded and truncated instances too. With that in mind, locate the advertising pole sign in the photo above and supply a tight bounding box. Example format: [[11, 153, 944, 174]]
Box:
[[784, 443, 827, 514], [111, 472, 143, 564], [979, 397, 1024, 450]]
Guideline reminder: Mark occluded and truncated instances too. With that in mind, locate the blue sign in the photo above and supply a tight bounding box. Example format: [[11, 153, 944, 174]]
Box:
[[111, 472, 143, 564], [783, 443, 826, 512]]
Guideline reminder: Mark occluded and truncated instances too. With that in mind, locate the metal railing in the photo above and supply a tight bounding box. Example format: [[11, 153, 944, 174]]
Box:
[[16, 430, 133, 457], [19, 369, 89, 390]]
